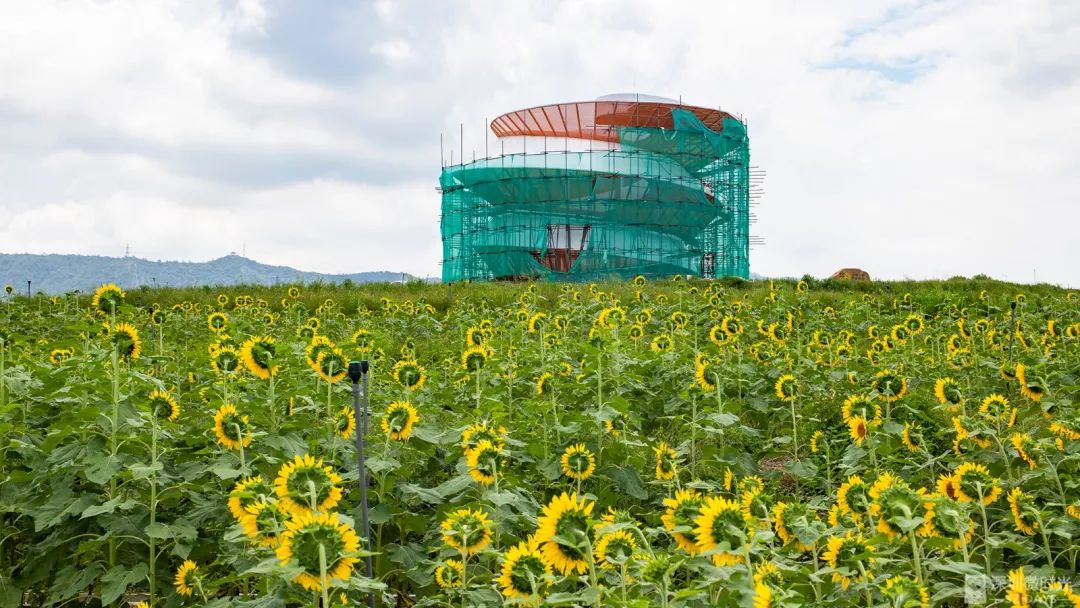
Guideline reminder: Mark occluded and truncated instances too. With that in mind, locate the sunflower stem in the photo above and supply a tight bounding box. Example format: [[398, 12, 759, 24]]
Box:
[[318, 542, 330, 608], [976, 483, 992, 576], [856, 561, 872, 608], [1033, 511, 1054, 567], [149, 411, 159, 602], [790, 397, 799, 461], [584, 536, 601, 608], [233, 422, 246, 471], [908, 530, 924, 587]]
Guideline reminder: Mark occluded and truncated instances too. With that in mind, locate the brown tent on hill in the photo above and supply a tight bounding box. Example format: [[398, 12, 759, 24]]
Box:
[[830, 268, 871, 281]]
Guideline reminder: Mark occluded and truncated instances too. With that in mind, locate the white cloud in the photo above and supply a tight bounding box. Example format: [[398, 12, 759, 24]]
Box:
[[0, 0, 1077, 285]]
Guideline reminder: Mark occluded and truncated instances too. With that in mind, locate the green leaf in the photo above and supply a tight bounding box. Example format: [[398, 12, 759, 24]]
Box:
[[101, 563, 148, 605], [602, 466, 648, 500], [146, 522, 172, 539], [368, 503, 393, 525], [784, 460, 818, 479]]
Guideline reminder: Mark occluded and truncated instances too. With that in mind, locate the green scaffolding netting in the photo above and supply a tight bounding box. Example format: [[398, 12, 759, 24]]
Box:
[[440, 109, 750, 282]]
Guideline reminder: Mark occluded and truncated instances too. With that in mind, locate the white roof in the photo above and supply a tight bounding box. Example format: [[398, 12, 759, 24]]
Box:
[[595, 93, 681, 104]]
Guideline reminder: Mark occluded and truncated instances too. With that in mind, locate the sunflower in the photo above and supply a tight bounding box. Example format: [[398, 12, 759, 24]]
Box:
[[334, 406, 356, 439], [827, 503, 862, 530], [653, 441, 678, 481], [1050, 421, 1080, 442], [239, 499, 287, 547], [837, 475, 871, 518], [274, 454, 343, 518], [650, 334, 674, 353], [1007, 567, 1028, 608], [276, 512, 360, 591], [772, 501, 815, 551], [810, 430, 824, 453], [499, 538, 551, 599], [841, 394, 879, 424], [48, 348, 73, 365], [721, 315, 743, 337], [466, 439, 502, 485], [228, 475, 273, 521], [771, 373, 798, 403], [387, 359, 424, 391], [286, 286, 300, 298], [934, 378, 963, 407], [314, 348, 348, 383], [239, 336, 278, 379], [694, 354, 716, 391], [693, 496, 748, 567], [296, 325, 316, 342], [105, 322, 142, 360], [211, 345, 240, 376], [920, 496, 975, 550], [1011, 433, 1038, 470], [666, 310, 688, 330], [752, 581, 773, 608], [872, 369, 907, 402], [848, 416, 869, 446], [305, 335, 335, 369], [148, 389, 180, 421], [434, 559, 464, 589], [594, 529, 636, 570], [822, 532, 874, 590], [461, 420, 507, 452], [1007, 487, 1038, 536], [868, 473, 928, 539], [212, 403, 252, 450], [882, 576, 929, 608], [952, 462, 1002, 505], [605, 416, 625, 437], [741, 485, 772, 529], [535, 492, 594, 575], [627, 323, 645, 341], [708, 324, 730, 348], [206, 312, 228, 333], [598, 306, 626, 328], [558, 443, 596, 482], [901, 423, 921, 453], [1015, 363, 1046, 402], [91, 283, 125, 315], [979, 393, 1014, 425], [461, 345, 491, 371], [441, 508, 492, 556], [174, 560, 200, 597], [535, 371, 553, 396], [767, 322, 787, 344], [381, 400, 419, 441]]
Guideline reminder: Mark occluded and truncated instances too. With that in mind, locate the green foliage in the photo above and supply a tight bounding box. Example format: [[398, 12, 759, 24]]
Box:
[[0, 277, 1077, 607]]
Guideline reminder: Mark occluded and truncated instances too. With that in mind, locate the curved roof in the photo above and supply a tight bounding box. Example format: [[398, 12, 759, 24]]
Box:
[[490, 99, 737, 143]]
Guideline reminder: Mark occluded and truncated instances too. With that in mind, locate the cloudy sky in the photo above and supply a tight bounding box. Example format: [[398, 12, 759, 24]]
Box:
[[1, 0, 1078, 284]]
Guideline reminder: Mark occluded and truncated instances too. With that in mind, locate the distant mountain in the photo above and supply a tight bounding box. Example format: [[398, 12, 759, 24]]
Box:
[[0, 253, 413, 294]]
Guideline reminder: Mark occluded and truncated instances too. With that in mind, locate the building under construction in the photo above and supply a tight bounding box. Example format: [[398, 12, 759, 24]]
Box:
[[439, 94, 753, 282]]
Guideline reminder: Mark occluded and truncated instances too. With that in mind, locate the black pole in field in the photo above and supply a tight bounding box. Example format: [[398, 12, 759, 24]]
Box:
[[1007, 301, 1017, 363], [348, 360, 376, 608]]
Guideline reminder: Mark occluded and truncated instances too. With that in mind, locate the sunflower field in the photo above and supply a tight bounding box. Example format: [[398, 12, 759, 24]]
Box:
[[0, 277, 1078, 608]]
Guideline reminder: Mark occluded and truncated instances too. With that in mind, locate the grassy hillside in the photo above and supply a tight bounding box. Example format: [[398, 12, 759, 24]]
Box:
[[0, 253, 411, 294]]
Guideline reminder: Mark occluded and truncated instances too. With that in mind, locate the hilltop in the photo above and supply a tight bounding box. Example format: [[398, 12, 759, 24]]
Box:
[[0, 253, 413, 294]]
